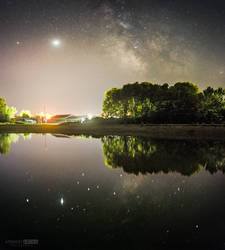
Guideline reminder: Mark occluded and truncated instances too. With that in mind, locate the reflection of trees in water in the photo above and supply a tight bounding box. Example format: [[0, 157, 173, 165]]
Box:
[[0, 134, 19, 154], [21, 133, 32, 140], [102, 136, 225, 176]]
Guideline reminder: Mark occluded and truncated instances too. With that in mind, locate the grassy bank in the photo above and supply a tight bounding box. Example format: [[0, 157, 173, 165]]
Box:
[[0, 123, 225, 140]]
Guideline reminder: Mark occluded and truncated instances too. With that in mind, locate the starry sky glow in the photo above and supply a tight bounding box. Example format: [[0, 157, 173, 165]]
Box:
[[0, 0, 225, 115]]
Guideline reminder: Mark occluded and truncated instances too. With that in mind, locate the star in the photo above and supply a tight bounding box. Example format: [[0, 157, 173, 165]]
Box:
[[51, 39, 61, 47]]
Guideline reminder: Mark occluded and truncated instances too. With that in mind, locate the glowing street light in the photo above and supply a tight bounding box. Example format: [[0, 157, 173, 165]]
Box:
[[87, 113, 93, 120]]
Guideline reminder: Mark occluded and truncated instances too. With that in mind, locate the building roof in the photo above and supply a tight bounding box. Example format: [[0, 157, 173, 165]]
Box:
[[51, 114, 71, 119], [67, 115, 84, 119]]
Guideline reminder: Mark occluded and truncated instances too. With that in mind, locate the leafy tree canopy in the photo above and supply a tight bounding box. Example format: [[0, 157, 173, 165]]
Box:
[[102, 82, 225, 124], [0, 98, 17, 122], [19, 110, 32, 118]]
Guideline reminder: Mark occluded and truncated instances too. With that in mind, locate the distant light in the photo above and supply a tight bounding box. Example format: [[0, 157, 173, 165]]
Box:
[[60, 198, 64, 205], [45, 113, 52, 120], [16, 41, 20, 45], [52, 39, 61, 47], [81, 117, 85, 123], [87, 114, 93, 120]]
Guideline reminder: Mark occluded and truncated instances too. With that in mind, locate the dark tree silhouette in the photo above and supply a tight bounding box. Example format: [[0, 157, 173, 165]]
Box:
[[102, 136, 225, 176], [102, 82, 225, 123]]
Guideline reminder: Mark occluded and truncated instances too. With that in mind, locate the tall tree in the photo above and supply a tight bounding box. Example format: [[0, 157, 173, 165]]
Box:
[[0, 98, 17, 122]]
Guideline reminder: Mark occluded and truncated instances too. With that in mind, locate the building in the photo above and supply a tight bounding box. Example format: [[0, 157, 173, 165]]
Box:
[[15, 117, 37, 124], [47, 114, 84, 124]]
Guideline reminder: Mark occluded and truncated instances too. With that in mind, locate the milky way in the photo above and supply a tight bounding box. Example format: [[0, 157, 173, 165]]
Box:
[[0, 0, 225, 114]]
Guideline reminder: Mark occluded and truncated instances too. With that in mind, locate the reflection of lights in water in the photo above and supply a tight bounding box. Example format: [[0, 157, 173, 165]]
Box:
[[60, 198, 64, 205]]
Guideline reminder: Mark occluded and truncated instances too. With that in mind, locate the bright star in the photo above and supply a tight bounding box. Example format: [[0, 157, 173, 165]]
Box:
[[52, 39, 61, 47]]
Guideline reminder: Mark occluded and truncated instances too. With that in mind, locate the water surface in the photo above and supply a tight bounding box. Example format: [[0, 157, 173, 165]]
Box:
[[0, 134, 225, 249]]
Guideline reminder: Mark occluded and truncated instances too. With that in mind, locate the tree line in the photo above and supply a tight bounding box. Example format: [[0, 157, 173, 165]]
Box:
[[0, 97, 41, 123], [102, 82, 225, 123]]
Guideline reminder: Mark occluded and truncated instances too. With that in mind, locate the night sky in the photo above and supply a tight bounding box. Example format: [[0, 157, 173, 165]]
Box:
[[0, 0, 225, 115]]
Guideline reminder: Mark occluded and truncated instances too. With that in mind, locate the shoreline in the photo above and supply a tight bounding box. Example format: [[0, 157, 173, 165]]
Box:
[[0, 123, 225, 140]]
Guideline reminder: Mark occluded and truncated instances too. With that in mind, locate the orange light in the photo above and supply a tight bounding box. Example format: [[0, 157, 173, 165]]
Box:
[[37, 112, 52, 120]]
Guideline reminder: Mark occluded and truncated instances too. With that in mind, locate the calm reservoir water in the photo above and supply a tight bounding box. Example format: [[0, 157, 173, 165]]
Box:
[[0, 133, 225, 249]]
